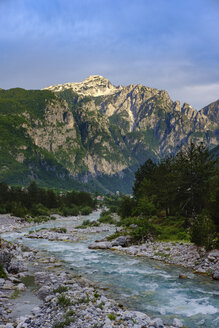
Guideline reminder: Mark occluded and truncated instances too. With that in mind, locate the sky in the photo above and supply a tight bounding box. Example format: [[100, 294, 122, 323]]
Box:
[[0, 0, 219, 109]]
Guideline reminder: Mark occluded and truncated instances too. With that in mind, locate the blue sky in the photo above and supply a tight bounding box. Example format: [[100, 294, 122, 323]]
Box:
[[0, 0, 219, 109]]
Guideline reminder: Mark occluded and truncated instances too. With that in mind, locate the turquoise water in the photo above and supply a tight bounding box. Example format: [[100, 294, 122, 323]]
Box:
[[2, 211, 219, 328]]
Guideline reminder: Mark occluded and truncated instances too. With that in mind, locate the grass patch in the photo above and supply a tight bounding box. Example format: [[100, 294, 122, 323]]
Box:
[[57, 294, 71, 308], [0, 264, 7, 278], [108, 313, 116, 320], [53, 285, 68, 294], [51, 227, 67, 234], [10, 289, 20, 299], [76, 219, 100, 229]]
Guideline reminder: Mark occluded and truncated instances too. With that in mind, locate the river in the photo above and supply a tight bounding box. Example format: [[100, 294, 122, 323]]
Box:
[[2, 211, 219, 328]]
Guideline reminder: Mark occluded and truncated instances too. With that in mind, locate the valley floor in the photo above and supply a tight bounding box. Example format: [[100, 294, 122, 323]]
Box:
[[0, 213, 218, 328]]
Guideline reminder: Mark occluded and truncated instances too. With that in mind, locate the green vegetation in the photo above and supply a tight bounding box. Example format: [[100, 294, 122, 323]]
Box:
[[0, 263, 7, 278], [108, 313, 117, 320], [0, 181, 96, 220], [75, 219, 100, 229], [116, 143, 219, 249], [80, 206, 93, 215], [9, 289, 20, 299], [57, 294, 72, 308], [53, 285, 68, 294], [51, 227, 67, 234], [98, 210, 116, 224]]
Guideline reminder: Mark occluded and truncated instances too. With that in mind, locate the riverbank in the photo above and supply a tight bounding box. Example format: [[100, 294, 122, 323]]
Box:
[[0, 214, 31, 234], [89, 237, 219, 280], [0, 238, 183, 328]]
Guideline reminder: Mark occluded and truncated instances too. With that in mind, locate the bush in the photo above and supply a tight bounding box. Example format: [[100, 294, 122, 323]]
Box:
[[61, 205, 79, 217], [191, 214, 217, 250], [80, 206, 92, 215], [11, 204, 27, 218], [98, 214, 116, 224], [30, 203, 50, 216]]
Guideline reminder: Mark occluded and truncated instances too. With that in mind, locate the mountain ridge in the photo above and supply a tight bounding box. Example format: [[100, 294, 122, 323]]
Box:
[[0, 76, 218, 193]]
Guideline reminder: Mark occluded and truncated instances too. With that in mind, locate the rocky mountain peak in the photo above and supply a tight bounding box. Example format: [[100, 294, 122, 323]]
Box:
[[43, 75, 122, 97]]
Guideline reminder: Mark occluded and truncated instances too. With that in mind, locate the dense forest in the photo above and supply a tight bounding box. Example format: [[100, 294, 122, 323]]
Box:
[[114, 143, 219, 249], [0, 181, 96, 222]]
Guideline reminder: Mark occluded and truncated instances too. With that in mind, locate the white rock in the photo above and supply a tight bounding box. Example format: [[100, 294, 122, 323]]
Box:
[[16, 283, 26, 291], [153, 317, 164, 328], [32, 306, 41, 315], [173, 318, 184, 327]]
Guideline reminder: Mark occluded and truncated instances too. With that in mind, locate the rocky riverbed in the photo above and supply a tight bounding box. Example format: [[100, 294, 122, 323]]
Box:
[[1, 213, 218, 327], [24, 225, 116, 243], [0, 238, 185, 328], [89, 237, 219, 280], [0, 215, 31, 234]]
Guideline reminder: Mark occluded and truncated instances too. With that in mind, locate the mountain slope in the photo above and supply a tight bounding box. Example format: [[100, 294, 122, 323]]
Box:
[[0, 76, 218, 192]]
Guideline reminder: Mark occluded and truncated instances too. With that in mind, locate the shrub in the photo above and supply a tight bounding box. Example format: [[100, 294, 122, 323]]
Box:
[[80, 206, 92, 215], [30, 203, 50, 216], [98, 214, 115, 224], [61, 206, 79, 217], [191, 213, 217, 250], [11, 204, 27, 218], [57, 294, 71, 308]]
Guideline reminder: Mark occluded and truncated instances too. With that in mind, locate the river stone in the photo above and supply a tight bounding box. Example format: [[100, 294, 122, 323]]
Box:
[[8, 259, 24, 274], [16, 283, 26, 291], [132, 310, 151, 323], [179, 274, 188, 279], [103, 317, 113, 328], [111, 236, 130, 247], [37, 286, 51, 300], [34, 272, 49, 285], [173, 318, 184, 327], [212, 271, 219, 280], [88, 242, 112, 249], [5, 324, 14, 328], [153, 318, 164, 328], [0, 251, 12, 268], [32, 306, 41, 315], [0, 278, 5, 286]]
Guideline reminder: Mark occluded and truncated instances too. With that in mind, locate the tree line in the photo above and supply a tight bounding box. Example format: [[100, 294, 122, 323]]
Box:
[[0, 181, 96, 219], [118, 143, 219, 249]]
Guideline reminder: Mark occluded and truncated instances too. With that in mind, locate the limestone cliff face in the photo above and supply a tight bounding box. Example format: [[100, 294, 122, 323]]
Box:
[[42, 75, 219, 181]]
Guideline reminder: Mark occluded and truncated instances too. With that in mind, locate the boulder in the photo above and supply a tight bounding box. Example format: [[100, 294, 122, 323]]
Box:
[[88, 242, 112, 249], [34, 272, 50, 285], [37, 285, 51, 300], [212, 271, 219, 280], [8, 259, 25, 274], [173, 318, 184, 327], [111, 236, 130, 247], [153, 318, 164, 328], [16, 283, 26, 291], [178, 274, 188, 279], [0, 251, 12, 269]]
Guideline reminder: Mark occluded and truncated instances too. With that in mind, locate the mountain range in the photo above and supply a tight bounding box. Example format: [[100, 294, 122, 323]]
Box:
[[0, 75, 218, 193]]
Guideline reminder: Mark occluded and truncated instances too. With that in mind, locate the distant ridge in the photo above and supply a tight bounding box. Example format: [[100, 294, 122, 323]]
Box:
[[0, 76, 218, 192]]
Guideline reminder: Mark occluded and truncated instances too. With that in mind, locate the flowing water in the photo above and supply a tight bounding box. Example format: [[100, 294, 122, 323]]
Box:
[[2, 211, 219, 328]]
